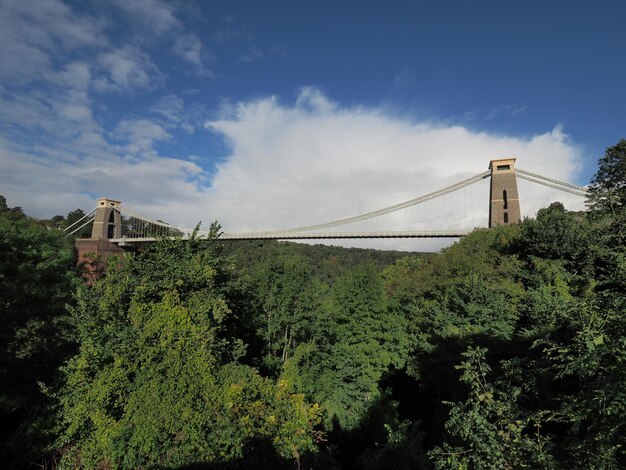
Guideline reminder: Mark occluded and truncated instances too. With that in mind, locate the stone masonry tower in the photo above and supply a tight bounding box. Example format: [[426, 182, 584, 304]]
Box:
[[75, 198, 124, 282], [489, 158, 521, 227], [91, 198, 122, 240]]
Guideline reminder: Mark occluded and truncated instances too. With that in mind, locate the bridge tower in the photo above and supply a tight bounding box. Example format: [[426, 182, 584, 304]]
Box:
[[91, 198, 122, 240], [489, 158, 521, 227], [75, 198, 124, 282]]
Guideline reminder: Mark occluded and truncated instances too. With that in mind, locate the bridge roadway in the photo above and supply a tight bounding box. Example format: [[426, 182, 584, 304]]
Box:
[[111, 230, 470, 244]]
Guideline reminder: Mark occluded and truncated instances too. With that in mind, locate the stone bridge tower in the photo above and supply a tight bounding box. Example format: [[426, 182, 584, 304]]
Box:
[[91, 198, 122, 240], [75, 198, 124, 281], [489, 158, 521, 227]]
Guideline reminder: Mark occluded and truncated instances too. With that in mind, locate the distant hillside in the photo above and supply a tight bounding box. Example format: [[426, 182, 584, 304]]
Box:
[[219, 239, 429, 282]]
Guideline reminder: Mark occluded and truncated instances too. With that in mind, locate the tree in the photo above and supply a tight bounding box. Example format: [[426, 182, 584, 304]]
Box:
[[249, 255, 324, 374], [0, 208, 78, 468], [56, 230, 321, 468], [383, 225, 524, 371], [587, 139, 626, 243], [0, 195, 27, 221], [429, 347, 555, 469], [539, 290, 626, 467], [512, 202, 595, 297], [284, 265, 410, 430], [588, 139, 626, 214], [64, 208, 92, 238]]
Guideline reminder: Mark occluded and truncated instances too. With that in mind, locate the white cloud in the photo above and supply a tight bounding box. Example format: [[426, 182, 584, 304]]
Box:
[[55, 95, 93, 121], [0, 0, 106, 50], [295, 86, 336, 114], [109, 0, 212, 76], [180, 123, 195, 134], [47, 62, 92, 90], [148, 94, 205, 134], [0, 143, 203, 215], [172, 33, 213, 76], [0, 0, 105, 82], [149, 94, 185, 124], [111, 0, 180, 35], [114, 119, 171, 158], [0, 86, 100, 143], [96, 46, 163, 92]]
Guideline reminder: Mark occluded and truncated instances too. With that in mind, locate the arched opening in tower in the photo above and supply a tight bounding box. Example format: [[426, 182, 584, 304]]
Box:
[[107, 211, 116, 239]]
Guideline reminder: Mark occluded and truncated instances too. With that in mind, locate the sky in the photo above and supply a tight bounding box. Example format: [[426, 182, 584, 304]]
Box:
[[1, 0, 625, 250]]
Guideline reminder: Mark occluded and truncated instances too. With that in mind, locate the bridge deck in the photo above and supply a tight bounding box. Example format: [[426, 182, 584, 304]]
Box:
[[110, 230, 470, 243]]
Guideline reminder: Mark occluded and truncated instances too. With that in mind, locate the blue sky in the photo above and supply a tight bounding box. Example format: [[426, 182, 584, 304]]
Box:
[[1, 0, 624, 248]]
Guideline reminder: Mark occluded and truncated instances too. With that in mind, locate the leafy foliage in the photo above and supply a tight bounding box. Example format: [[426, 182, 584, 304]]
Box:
[[429, 347, 554, 469], [248, 254, 323, 373], [222, 239, 422, 284], [57, 231, 321, 468], [0, 203, 77, 468], [588, 138, 626, 244], [588, 139, 626, 214], [282, 264, 410, 431]]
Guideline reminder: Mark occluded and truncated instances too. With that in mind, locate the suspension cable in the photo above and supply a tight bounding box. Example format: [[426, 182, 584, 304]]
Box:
[[63, 207, 97, 232], [110, 203, 212, 238], [65, 216, 95, 237], [516, 168, 588, 193], [274, 170, 491, 233], [112, 204, 175, 229], [516, 173, 588, 197]]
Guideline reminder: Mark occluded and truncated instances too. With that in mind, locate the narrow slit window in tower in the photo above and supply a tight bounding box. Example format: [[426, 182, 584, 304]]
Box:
[[503, 212, 509, 224], [107, 211, 115, 239], [503, 190, 508, 209]]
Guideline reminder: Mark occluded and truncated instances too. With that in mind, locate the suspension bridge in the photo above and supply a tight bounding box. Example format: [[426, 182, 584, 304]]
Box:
[[67, 159, 588, 249]]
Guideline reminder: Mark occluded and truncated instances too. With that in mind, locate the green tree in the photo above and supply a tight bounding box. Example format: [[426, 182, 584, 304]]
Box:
[[513, 202, 594, 290], [0, 196, 27, 221], [539, 296, 626, 467], [250, 255, 324, 374], [587, 139, 626, 243], [57, 231, 321, 468], [588, 139, 626, 215], [0, 207, 78, 468], [284, 265, 410, 430], [64, 208, 93, 238], [383, 226, 523, 373], [430, 347, 555, 470]]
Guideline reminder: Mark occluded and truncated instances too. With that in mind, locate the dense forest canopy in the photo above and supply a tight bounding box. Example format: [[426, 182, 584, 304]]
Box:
[[0, 139, 625, 469]]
